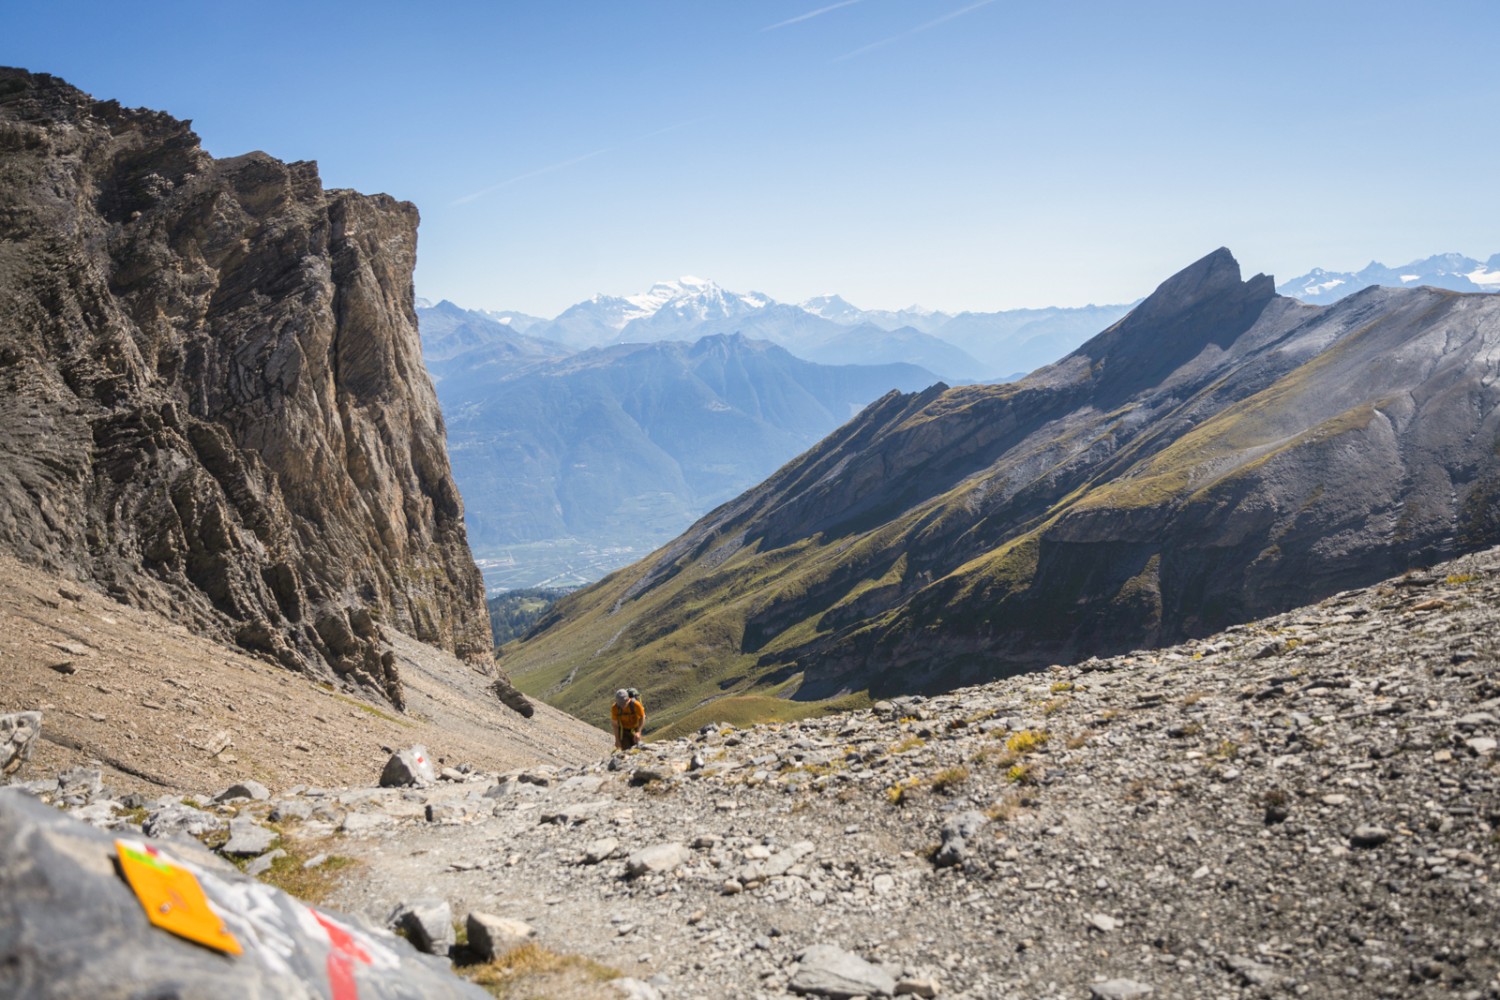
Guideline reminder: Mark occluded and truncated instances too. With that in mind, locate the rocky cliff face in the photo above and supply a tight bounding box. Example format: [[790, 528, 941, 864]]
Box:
[[0, 69, 490, 706], [505, 248, 1500, 731]]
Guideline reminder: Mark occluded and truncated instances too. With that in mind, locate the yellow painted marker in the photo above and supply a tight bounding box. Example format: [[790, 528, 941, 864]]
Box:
[[116, 840, 243, 956]]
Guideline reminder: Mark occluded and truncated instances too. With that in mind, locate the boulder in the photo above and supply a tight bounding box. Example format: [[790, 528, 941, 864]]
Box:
[[465, 912, 536, 961], [1, 712, 43, 779], [380, 746, 435, 788], [787, 944, 896, 998], [213, 780, 271, 803], [389, 898, 454, 956], [0, 788, 486, 998]]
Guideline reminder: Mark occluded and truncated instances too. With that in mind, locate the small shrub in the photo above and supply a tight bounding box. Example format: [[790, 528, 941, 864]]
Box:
[[1042, 698, 1068, 716], [1049, 681, 1074, 694], [929, 766, 970, 793], [1446, 572, 1474, 586], [458, 943, 619, 998], [889, 734, 926, 755], [1005, 729, 1049, 756], [986, 792, 1024, 823], [885, 776, 923, 805], [1066, 731, 1094, 750], [1006, 763, 1036, 785]]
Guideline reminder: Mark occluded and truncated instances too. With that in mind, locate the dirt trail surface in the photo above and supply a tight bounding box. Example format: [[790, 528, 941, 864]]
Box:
[[0, 553, 609, 793], [7, 547, 1500, 999]]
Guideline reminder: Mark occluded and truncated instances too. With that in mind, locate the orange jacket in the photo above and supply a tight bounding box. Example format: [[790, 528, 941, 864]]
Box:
[[612, 698, 644, 731]]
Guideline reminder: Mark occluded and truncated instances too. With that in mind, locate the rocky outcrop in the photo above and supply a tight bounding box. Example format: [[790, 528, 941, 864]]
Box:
[[504, 248, 1500, 729], [0, 788, 487, 999], [0, 69, 490, 705]]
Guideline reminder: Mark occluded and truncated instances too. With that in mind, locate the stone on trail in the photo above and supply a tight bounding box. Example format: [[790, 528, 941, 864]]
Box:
[[584, 837, 620, 865], [1089, 980, 1154, 1000], [142, 802, 224, 840], [465, 912, 536, 961], [0, 788, 487, 998], [220, 815, 278, 856], [244, 848, 286, 877], [610, 977, 663, 1000], [788, 944, 897, 998], [389, 898, 455, 955], [380, 745, 436, 788], [212, 780, 270, 803], [625, 842, 691, 877]]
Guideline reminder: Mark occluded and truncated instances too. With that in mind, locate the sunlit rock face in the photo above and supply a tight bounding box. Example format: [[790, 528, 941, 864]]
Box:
[[0, 68, 491, 706]]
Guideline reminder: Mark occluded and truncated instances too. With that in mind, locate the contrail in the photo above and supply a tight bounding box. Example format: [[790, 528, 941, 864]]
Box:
[[450, 147, 615, 207], [833, 0, 996, 61], [762, 0, 862, 32]]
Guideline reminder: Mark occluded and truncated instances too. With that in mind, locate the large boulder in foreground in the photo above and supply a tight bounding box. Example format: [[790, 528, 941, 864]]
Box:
[[0, 789, 486, 998]]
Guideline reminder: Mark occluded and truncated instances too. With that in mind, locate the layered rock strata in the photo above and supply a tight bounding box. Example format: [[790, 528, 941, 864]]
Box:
[[0, 69, 490, 705]]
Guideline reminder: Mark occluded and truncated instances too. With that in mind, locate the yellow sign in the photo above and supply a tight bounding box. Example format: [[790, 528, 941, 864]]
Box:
[[116, 840, 243, 955]]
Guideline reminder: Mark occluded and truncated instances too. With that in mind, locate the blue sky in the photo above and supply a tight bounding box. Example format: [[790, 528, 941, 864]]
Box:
[[5, 1, 1497, 316]]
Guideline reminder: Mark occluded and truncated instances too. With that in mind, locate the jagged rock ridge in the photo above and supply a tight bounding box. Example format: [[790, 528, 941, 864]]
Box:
[[0, 69, 490, 706], [505, 248, 1500, 731]]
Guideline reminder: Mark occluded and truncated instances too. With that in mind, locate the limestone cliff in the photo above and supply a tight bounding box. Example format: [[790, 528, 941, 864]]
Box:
[[0, 69, 491, 706]]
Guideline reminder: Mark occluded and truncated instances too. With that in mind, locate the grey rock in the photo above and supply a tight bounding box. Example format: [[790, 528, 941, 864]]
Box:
[[381, 746, 436, 788], [610, 978, 663, 1000], [625, 842, 691, 877], [935, 810, 987, 868], [0, 788, 487, 997], [1089, 980, 1154, 1000], [584, 837, 620, 864], [895, 976, 939, 998], [212, 780, 270, 803], [465, 912, 535, 961], [0, 712, 43, 778], [1226, 955, 1284, 987], [243, 848, 286, 877], [788, 944, 896, 997], [1350, 825, 1391, 848], [55, 768, 103, 805], [220, 815, 278, 856], [142, 803, 225, 840], [390, 898, 455, 956], [342, 811, 395, 834]]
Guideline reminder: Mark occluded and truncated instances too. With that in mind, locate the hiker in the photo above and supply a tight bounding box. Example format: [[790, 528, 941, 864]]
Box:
[[612, 688, 645, 750]]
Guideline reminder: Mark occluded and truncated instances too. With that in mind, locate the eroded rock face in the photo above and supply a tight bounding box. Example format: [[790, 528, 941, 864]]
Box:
[[0, 69, 490, 705]]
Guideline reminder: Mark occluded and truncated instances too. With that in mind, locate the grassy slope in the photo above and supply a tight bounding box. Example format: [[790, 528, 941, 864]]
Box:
[[506, 286, 1497, 734]]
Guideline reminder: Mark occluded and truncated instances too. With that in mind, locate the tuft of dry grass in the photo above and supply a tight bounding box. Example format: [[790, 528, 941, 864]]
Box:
[[458, 943, 620, 999], [249, 828, 360, 906], [929, 766, 970, 794]]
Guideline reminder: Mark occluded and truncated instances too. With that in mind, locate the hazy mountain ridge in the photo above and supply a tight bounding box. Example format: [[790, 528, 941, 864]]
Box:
[[1278, 251, 1500, 304], [503, 248, 1500, 732], [432, 331, 942, 585], [505, 276, 1132, 384]]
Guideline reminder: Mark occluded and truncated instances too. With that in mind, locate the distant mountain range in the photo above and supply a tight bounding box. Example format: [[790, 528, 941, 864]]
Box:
[[418, 306, 940, 588], [421, 252, 1499, 591], [432, 277, 1136, 384], [502, 248, 1500, 733], [1277, 252, 1500, 304]]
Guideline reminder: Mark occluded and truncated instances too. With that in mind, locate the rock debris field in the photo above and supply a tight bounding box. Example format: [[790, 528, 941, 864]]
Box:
[[7, 546, 1500, 999]]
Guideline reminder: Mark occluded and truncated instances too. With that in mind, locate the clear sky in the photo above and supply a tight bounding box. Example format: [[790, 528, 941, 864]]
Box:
[[5, 0, 1497, 317]]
